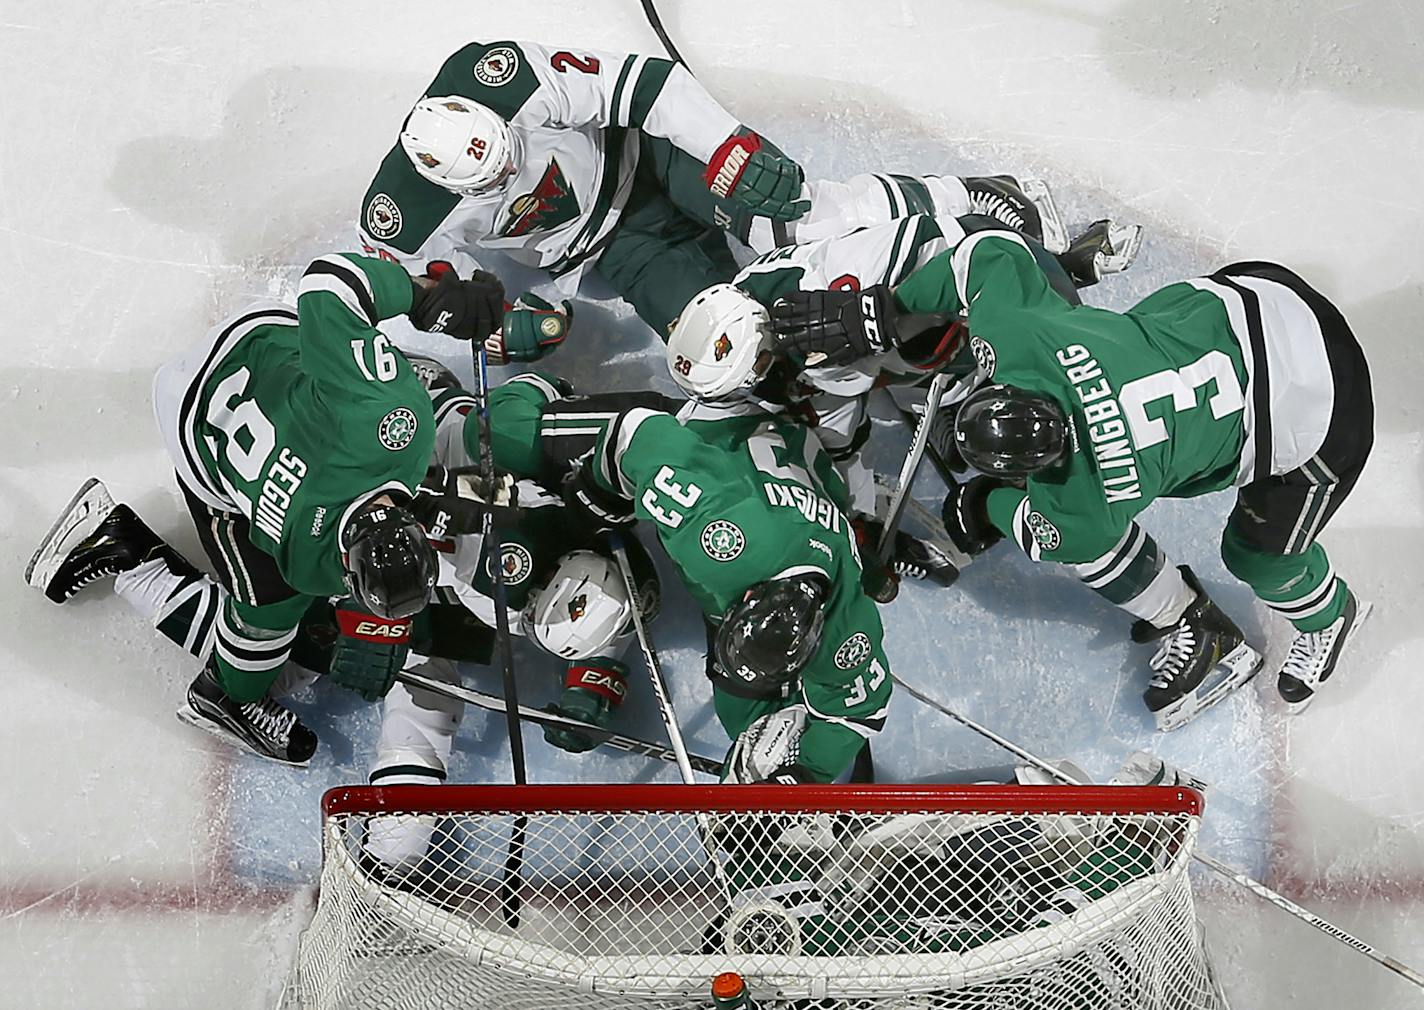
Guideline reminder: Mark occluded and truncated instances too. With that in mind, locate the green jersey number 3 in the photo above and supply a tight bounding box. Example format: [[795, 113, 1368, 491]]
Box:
[[1119, 350, 1244, 450]]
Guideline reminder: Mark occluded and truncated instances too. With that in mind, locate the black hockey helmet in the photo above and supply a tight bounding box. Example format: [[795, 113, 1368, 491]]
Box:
[[713, 574, 830, 698], [342, 499, 437, 619], [954, 384, 1068, 477]]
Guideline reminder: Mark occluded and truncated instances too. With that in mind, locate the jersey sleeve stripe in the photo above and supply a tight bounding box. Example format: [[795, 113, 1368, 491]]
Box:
[[598, 407, 660, 495], [888, 174, 934, 215], [302, 257, 379, 327], [870, 174, 906, 219], [950, 229, 1031, 309], [884, 217, 916, 286], [1012, 496, 1042, 561], [1071, 524, 1144, 587], [504, 372, 563, 402], [628, 57, 676, 125]]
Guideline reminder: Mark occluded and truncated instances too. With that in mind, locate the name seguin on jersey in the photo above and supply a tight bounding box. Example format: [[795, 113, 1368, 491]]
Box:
[[254, 449, 308, 541], [1055, 345, 1141, 503], [762, 481, 843, 533]]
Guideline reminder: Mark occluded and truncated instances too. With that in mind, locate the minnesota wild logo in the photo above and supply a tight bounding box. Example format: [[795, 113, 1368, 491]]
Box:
[[499, 157, 580, 237], [487, 542, 534, 585], [714, 334, 733, 361], [377, 407, 418, 450], [701, 519, 745, 562]]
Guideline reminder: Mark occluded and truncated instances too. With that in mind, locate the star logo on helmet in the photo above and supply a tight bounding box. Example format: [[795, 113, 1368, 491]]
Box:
[[714, 334, 733, 361], [834, 633, 872, 670], [568, 593, 587, 621], [700, 520, 745, 562]]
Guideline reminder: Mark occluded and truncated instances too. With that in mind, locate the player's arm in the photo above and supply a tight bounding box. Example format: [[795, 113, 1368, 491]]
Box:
[[770, 229, 1072, 367], [796, 626, 892, 783]]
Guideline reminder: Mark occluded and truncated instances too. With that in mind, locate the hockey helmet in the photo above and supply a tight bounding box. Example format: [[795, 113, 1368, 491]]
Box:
[[400, 97, 519, 197], [954, 383, 1068, 477], [667, 284, 778, 401], [342, 500, 437, 619], [714, 573, 830, 697], [523, 547, 660, 660]]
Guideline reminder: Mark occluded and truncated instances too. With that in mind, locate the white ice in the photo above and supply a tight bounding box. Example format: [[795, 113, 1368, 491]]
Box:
[[2, 1, 1422, 1007]]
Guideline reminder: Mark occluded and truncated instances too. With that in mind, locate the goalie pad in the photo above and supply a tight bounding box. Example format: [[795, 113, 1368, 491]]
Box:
[[724, 705, 807, 784]]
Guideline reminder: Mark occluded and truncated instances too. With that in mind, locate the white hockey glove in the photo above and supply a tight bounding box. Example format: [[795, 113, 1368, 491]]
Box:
[[724, 706, 815, 784]]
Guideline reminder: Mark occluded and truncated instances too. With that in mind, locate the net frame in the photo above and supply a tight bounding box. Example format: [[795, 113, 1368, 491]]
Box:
[[287, 784, 1223, 1010]]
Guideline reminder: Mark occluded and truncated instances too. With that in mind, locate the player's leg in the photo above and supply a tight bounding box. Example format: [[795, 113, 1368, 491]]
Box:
[[363, 654, 465, 873], [1215, 262, 1374, 708], [1067, 524, 1262, 729], [175, 485, 317, 764]]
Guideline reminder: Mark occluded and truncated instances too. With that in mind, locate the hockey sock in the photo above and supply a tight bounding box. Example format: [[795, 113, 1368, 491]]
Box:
[[1222, 529, 1346, 633], [211, 594, 310, 703], [114, 556, 222, 660], [1070, 526, 1194, 627]]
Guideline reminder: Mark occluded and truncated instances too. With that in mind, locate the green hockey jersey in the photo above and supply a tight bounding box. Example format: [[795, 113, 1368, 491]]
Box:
[[893, 230, 1333, 565], [358, 40, 740, 281], [595, 408, 892, 781], [157, 254, 434, 597]]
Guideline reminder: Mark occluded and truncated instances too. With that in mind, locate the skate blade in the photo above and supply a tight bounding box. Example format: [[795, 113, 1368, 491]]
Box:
[[24, 477, 114, 592], [1021, 178, 1068, 254], [1287, 599, 1374, 715], [1154, 641, 1265, 732], [175, 703, 312, 769]]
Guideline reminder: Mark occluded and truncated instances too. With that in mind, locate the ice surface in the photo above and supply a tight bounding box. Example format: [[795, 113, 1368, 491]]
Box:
[[3, 1, 1422, 1007]]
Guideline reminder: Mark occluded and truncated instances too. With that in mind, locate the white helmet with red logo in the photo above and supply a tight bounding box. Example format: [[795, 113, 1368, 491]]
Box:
[[666, 283, 777, 401], [400, 96, 519, 196], [523, 551, 635, 661]]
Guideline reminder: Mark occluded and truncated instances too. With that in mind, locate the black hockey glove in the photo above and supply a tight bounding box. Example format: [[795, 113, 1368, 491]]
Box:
[[409, 465, 520, 540], [409, 261, 505, 342], [562, 462, 636, 532], [327, 599, 412, 702], [942, 476, 1008, 557], [769, 284, 901, 367]]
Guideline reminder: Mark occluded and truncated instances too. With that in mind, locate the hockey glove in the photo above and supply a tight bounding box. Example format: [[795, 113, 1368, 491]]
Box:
[[705, 130, 809, 222], [769, 284, 901, 367], [562, 462, 636, 532], [409, 261, 505, 342], [409, 464, 520, 539], [486, 294, 572, 365], [328, 599, 413, 702], [941, 476, 1007, 557], [542, 659, 628, 753], [852, 518, 900, 604]]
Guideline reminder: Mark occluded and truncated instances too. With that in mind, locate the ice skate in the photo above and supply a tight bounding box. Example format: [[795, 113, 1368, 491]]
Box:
[[1019, 178, 1068, 254], [26, 478, 190, 603], [1110, 750, 1210, 796], [1276, 590, 1372, 711], [1133, 566, 1264, 731], [177, 662, 318, 767], [1059, 219, 1144, 287], [964, 175, 1050, 245], [887, 528, 959, 587], [405, 353, 460, 392]]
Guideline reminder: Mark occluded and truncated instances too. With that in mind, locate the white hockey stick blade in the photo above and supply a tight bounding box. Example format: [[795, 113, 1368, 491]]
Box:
[[1153, 641, 1264, 731], [25, 477, 115, 591]]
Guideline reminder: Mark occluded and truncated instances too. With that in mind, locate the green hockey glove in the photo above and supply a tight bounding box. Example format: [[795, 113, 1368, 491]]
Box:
[[486, 294, 572, 365], [327, 599, 412, 702], [542, 659, 628, 753], [705, 130, 809, 222]]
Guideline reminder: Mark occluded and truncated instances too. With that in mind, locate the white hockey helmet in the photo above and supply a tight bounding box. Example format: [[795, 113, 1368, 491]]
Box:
[[400, 97, 518, 197], [667, 283, 777, 401], [523, 551, 635, 661]]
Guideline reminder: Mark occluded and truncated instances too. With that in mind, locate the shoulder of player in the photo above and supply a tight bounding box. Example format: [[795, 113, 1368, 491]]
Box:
[[360, 145, 462, 257], [428, 41, 543, 120]]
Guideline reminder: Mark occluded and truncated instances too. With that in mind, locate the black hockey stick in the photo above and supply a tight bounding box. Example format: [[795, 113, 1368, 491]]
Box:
[[469, 343, 527, 929], [638, 0, 690, 67], [395, 668, 724, 776]]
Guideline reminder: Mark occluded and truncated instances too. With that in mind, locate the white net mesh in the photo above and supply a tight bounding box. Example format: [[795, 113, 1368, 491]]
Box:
[[283, 785, 1227, 1010]]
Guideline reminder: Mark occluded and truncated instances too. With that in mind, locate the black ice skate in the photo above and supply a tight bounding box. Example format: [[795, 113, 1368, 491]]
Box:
[[404, 353, 461, 392], [1276, 590, 1372, 711], [888, 529, 960, 587], [1059, 220, 1144, 287], [177, 662, 318, 767], [963, 175, 1067, 252], [26, 478, 194, 603], [1132, 566, 1264, 731]]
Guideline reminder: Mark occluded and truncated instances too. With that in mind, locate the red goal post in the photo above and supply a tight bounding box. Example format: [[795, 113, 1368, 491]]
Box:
[[284, 783, 1226, 1010]]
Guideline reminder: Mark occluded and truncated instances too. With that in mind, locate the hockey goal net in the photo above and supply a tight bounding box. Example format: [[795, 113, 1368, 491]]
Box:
[[283, 783, 1226, 1010]]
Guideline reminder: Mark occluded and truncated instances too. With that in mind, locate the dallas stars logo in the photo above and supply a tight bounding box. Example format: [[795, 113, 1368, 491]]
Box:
[[377, 407, 418, 450], [834, 633, 872, 670], [498, 158, 580, 238], [700, 519, 745, 562]]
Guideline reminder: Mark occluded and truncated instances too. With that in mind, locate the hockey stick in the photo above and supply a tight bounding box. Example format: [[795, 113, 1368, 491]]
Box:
[[469, 342, 528, 929], [875, 370, 952, 563], [394, 668, 724, 776], [891, 673, 1424, 991], [638, 0, 690, 67]]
